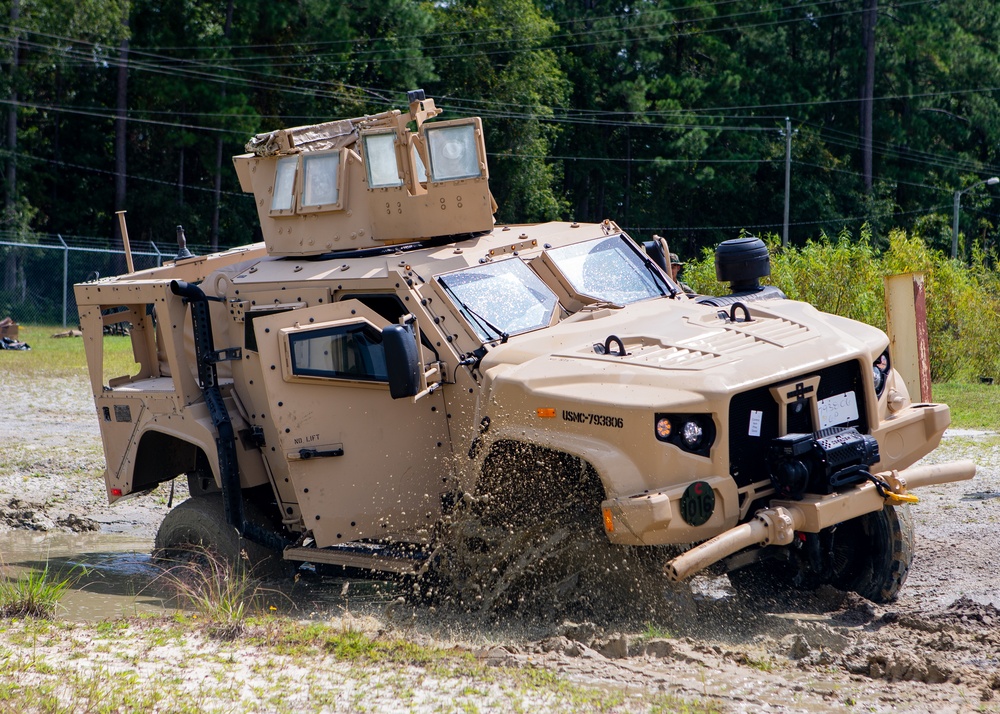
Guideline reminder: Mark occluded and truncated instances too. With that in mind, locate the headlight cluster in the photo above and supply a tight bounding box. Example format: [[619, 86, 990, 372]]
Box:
[[654, 414, 716, 456], [872, 348, 891, 397]]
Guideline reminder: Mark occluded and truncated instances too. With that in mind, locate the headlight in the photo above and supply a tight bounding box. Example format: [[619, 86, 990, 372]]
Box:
[[654, 414, 715, 456], [873, 348, 891, 397], [681, 420, 704, 448]]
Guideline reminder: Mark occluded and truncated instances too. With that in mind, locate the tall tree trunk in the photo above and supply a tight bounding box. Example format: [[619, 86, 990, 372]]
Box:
[[211, 136, 223, 251], [53, 63, 61, 206], [861, 0, 877, 194]]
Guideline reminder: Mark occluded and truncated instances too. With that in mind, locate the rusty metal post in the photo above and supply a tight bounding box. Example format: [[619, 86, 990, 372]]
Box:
[[884, 272, 931, 402]]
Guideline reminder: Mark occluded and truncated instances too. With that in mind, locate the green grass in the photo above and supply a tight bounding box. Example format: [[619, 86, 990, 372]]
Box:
[[0, 324, 136, 379], [0, 564, 81, 618], [932, 381, 1000, 430], [158, 548, 283, 640]]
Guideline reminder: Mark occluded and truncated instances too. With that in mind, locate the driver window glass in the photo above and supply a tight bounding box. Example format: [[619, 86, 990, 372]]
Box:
[[288, 323, 388, 382], [438, 259, 558, 341], [547, 236, 667, 305]]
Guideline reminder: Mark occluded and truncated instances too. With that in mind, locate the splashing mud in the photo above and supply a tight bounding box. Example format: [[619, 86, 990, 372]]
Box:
[[415, 441, 695, 628]]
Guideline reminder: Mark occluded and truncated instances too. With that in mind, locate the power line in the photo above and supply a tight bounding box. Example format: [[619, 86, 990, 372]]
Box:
[[629, 202, 953, 234], [5, 150, 250, 198]]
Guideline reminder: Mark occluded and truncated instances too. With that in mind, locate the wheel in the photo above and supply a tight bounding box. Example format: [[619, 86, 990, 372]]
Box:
[[728, 505, 914, 604], [154, 494, 289, 579], [831, 504, 914, 603]]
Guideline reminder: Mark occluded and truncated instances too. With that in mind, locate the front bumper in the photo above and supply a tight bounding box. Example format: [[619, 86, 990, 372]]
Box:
[[664, 459, 975, 581], [870, 401, 950, 471]]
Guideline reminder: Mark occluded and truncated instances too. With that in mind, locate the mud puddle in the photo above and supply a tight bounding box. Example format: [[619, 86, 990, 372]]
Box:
[[0, 531, 171, 621], [0, 530, 404, 622]]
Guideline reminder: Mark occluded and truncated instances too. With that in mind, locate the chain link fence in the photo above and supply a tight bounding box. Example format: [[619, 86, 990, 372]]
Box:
[[0, 235, 218, 327]]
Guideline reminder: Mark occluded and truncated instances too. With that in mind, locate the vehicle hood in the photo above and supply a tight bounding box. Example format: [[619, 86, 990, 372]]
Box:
[[478, 296, 885, 407]]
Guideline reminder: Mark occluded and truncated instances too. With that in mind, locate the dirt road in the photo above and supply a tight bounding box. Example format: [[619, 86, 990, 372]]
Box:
[[1, 369, 999, 712]]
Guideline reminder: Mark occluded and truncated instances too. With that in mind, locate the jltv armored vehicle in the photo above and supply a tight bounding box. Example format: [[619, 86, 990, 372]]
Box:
[[75, 91, 973, 602]]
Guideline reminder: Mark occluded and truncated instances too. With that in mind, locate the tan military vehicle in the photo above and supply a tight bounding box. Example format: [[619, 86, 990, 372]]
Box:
[[76, 91, 973, 603]]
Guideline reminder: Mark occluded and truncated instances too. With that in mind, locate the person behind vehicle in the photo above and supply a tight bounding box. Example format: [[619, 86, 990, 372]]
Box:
[[670, 252, 694, 293]]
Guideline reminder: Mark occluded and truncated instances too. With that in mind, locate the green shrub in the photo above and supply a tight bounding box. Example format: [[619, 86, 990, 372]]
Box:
[[684, 227, 1000, 382]]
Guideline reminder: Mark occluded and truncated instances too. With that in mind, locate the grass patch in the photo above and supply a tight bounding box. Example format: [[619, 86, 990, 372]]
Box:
[[737, 653, 775, 672], [639, 622, 673, 642], [0, 324, 136, 379], [157, 548, 283, 640], [0, 615, 725, 713], [932, 381, 1000, 430], [0, 564, 80, 618], [251, 618, 463, 667]]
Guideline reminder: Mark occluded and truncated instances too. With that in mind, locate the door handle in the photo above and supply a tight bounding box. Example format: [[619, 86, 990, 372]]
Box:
[[293, 446, 344, 460]]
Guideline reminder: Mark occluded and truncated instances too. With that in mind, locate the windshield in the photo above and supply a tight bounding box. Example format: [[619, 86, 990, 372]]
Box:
[[547, 235, 671, 304], [438, 258, 559, 341]]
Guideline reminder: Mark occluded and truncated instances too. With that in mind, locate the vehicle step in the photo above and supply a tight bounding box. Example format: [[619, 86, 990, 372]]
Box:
[[283, 543, 427, 574]]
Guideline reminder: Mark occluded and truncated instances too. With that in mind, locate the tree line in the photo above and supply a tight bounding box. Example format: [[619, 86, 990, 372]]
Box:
[[2, 0, 999, 298]]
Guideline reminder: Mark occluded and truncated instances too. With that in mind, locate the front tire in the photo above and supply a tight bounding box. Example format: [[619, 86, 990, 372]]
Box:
[[728, 505, 914, 604], [832, 504, 914, 603], [154, 494, 288, 579]]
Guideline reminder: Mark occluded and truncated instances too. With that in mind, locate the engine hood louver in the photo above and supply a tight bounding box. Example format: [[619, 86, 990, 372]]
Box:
[[553, 315, 815, 372]]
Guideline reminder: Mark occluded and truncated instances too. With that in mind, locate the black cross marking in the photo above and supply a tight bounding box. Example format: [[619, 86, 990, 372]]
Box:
[[787, 382, 814, 401]]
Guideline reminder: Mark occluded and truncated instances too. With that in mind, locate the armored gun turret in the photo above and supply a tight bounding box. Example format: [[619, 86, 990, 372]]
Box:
[[234, 90, 496, 256]]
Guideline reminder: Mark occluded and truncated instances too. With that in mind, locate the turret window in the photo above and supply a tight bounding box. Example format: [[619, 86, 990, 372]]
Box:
[[363, 133, 403, 188], [425, 124, 481, 181], [271, 155, 298, 212], [301, 153, 341, 207]]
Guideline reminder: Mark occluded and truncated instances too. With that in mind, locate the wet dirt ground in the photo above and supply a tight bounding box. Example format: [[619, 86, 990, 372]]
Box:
[[2, 368, 1000, 712]]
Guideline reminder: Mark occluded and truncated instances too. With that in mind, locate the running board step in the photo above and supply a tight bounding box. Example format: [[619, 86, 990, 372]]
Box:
[[283, 543, 427, 575]]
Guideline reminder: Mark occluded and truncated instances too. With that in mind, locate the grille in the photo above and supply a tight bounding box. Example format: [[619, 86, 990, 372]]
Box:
[[727, 360, 868, 488]]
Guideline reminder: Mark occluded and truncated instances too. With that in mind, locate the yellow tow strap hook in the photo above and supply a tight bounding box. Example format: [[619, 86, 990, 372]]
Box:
[[885, 492, 919, 506]]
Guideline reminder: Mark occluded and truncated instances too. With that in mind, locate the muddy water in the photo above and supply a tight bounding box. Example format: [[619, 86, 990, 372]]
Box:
[[0, 532, 171, 621], [0, 531, 404, 622]]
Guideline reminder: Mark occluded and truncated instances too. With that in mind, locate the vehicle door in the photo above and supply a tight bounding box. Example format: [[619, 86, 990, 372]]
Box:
[[252, 299, 451, 548]]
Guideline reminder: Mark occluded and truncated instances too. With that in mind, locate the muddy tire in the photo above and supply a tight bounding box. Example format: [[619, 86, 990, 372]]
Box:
[[832, 504, 914, 603], [728, 505, 914, 604], [154, 494, 289, 579]]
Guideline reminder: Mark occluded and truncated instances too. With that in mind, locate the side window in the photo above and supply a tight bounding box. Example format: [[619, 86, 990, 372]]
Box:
[[245, 307, 296, 352], [287, 323, 387, 382], [270, 155, 298, 213], [340, 294, 406, 324], [300, 152, 342, 209], [362, 132, 403, 188], [425, 123, 481, 181]]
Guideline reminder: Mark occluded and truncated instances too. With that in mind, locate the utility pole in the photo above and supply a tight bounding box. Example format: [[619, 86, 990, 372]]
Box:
[[6, 0, 19, 212], [781, 117, 795, 248], [861, 0, 877, 194], [952, 177, 999, 259]]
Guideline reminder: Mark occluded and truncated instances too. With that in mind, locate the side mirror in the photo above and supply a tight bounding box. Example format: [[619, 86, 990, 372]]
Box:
[[382, 324, 421, 399]]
